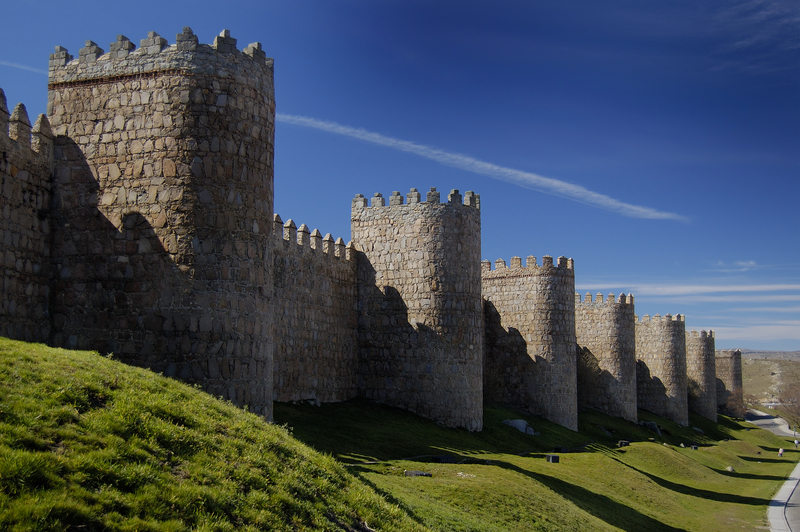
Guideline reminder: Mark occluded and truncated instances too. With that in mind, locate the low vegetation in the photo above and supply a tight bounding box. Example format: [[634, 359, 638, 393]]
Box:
[[0, 338, 422, 531], [1, 337, 797, 531]]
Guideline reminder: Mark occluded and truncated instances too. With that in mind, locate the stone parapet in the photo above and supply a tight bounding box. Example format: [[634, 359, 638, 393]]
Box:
[[272, 214, 358, 403], [0, 89, 54, 343], [686, 330, 717, 422], [352, 188, 483, 431], [483, 254, 578, 431], [635, 313, 688, 425], [575, 292, 637, 421]]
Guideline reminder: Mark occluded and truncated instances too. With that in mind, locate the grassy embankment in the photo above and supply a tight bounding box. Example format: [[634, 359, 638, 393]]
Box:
[[277, 396, 799, 531], [0, 338, 423, 531], [1, 337, 798, 531]]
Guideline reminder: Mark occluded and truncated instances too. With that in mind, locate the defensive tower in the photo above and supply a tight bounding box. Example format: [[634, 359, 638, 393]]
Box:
[[716, 349, 744, 418], [482, 254, 578, 431], [46, 28, 275, 417], [351, 188, 483, 431], [686, 330, 717, 422], [635, 313, 688, 426], [575, 292, 637, 421]]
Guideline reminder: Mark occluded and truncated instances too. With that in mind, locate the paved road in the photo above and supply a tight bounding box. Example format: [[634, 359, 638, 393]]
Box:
[[747, 409, 800, 532]]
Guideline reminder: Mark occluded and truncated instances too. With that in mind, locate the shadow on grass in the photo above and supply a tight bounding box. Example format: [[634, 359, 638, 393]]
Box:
[[491, 458, 689, 532], [621, 462, 771, 506], [711, 468, 788, 481], [348, 466, 427, 528], [739, 456, 786, 464]]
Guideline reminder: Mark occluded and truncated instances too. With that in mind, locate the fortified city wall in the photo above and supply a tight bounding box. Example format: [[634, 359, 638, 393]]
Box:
[[46, 28, 275, 417], [575, 292, 637, 421], [0, 92, 53, 343], [352, 188, 484, 431], [635, 314, 688, 426], [716, 349, 745, 418], [271, 215, 358, 403], [686, 330, 717, 422], [482, 254, 578, 431], [0, 25, 742, 433]]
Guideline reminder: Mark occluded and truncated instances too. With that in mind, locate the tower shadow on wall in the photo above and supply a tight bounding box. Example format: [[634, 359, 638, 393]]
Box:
[[483, 299, 544, 413], [576, 346, 619, 411], [636, 359, 668, 416], [355, 254, 446, 408], [49, 137, 197, 379]]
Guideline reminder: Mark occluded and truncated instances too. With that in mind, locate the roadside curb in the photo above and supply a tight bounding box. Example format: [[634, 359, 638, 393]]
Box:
[[770, 459, 800, 532]]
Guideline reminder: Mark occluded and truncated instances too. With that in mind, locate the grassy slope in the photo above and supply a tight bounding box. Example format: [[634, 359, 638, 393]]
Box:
[[2, 337, 797, 532], [276, 400, 799, 531], [0, 338, 424, 532]]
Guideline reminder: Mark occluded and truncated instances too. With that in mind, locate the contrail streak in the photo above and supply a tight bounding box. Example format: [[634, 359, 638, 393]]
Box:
[[276, 113, 689, 221], [0, 61, 47, 75]]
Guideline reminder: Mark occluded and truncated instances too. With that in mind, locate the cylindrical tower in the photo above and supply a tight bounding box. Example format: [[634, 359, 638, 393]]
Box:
[[716, 349, 744, 418], [352, 188, 483, 431], [575, 292, 637, 421], [47, 28, 275, 417], [635, 314, 688, 426], [686, 330, 717, 422], [482, 254, 577, 431]]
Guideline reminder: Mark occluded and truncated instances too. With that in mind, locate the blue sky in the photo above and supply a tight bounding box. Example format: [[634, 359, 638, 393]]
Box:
[[1, 1, 798, 350]]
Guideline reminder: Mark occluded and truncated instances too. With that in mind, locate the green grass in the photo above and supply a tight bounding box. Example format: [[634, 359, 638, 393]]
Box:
[[0, 338, 424, 531], [276, 400, 800, 531], [2, 336, 798, 532]]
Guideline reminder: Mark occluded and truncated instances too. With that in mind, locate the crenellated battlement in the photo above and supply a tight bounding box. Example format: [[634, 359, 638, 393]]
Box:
[[0, 89, 54, 175], [481, 255, 574, 283], [48, 27, 272, 88], [688, 329, 714, 339], [352, 187, 480, 210], [272, 213, 354, 261], [575, 292, 634, 306], [636, 313, 684, 324]]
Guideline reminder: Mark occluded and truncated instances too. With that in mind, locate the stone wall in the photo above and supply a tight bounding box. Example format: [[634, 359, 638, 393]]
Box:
[[46, 28, 275, 417], [716, 349, 744, 418], [686, 330, 716, 422], [272, 214, 358, 403], [635, 314, 688, 426], [352, 188, 483, 431], [575, 292, 637, 421], [482, 255, 578, 431], [0, 90, 53, 343]]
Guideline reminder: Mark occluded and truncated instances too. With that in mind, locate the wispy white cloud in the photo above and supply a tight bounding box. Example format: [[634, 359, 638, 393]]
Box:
[[729, 306, 800, 313], [576, 282, 800, 296], [654, 295, 800, 303], [712, 322, 800, 341], [276, 113, 689, 222], [0, 61, 47, 75]]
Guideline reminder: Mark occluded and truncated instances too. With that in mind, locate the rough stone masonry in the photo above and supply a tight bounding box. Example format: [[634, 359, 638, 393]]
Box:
[[0, 26, 743, 431]]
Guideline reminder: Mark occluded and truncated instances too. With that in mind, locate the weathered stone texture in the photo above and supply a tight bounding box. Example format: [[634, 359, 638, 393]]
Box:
[[636, 314, 688, 426], [483, 255, 578, 431], [46, 29, 275, 417], [272, 215, 358, 402], [716, 349, 744, 418], [686, 330, 717, 422], [0, 91, 53, 343], [575, 292, 637, 421], [352, 188, 483, 431]]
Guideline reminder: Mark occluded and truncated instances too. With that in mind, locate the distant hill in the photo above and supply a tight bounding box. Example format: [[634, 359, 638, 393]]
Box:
[[739, 350, 800, 361]]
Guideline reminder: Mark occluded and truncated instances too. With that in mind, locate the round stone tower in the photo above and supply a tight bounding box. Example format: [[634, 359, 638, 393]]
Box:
[[482, 254, 577, 431], [686, 330, 717, 422], [575, 292, 637, 422], [635, 314, 688, 426], [352, 188, 483, 431], [716, 349, 744, 418], [47, 28, 275, 417]]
